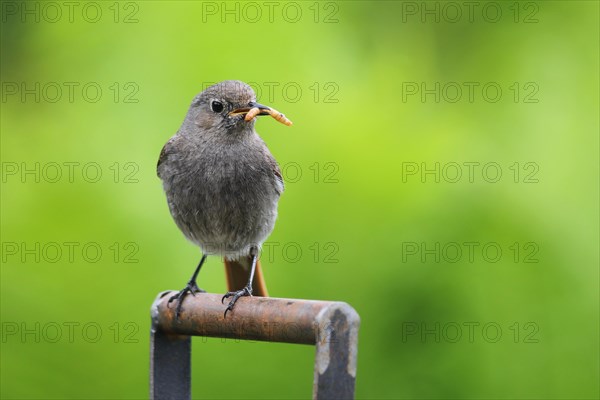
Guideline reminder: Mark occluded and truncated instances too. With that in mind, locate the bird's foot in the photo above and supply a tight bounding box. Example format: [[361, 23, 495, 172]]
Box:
[[221, 285, 252, 317], [168, 281, 205, 320]]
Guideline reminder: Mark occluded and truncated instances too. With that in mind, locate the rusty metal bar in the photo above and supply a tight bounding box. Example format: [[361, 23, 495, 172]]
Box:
[[150, 290, 360, 399]]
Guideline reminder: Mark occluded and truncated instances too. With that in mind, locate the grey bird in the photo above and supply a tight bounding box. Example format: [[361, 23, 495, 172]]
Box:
[[157, 80, 291, 318]]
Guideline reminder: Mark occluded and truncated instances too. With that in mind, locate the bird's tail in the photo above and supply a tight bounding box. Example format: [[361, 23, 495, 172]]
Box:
[[224, 256, 269, 297]]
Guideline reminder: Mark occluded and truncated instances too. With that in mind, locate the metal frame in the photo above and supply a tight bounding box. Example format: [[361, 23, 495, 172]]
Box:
[[150, 291, 360, 399]]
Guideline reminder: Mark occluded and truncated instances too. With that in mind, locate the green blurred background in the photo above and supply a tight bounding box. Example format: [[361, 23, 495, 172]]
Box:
[[1, 1, 598, 399]]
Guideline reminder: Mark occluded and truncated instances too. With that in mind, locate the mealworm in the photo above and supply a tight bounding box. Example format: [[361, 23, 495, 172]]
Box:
[[267, 107, 293, 126], [244, 107, 261, 121], [243, 106, 293, 126]]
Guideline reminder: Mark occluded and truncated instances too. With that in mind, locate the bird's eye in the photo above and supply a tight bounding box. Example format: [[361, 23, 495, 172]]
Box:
[[210, 100, 224, 113]]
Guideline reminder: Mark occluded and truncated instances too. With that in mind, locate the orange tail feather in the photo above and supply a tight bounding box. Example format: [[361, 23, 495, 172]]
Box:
[[224, 256, 269, 297]]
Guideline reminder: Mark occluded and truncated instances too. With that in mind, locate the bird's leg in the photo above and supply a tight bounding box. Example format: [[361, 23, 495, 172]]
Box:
[[222, 248, 258, 317], [168, 254, 207, 320]]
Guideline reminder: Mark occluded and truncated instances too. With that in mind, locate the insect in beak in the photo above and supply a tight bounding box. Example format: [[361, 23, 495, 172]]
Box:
[[230, 102, 293, 126]]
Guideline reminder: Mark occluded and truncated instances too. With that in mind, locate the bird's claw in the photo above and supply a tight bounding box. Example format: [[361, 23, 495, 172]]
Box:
[[222, 286, 252, 317], [167, 281, 205, 320]]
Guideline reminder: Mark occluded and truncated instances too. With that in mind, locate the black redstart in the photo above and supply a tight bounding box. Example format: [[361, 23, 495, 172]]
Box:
[[157, 80, 292, 318]]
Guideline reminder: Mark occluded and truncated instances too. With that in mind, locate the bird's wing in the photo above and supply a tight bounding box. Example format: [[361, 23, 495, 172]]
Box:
[[157, 136, 175, 179], [268, 153, 284, 195]]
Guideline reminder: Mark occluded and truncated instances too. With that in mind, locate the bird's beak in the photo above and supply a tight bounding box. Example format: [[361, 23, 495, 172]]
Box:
[[230, 102, 293, 126], [229, 102, 271, 118]]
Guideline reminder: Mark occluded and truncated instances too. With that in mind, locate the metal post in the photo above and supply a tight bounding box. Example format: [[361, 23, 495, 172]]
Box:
[[150, 291, 360, 399]]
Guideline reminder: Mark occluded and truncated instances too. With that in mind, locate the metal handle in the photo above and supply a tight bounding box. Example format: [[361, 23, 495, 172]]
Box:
[[150, 291, 360, 399]]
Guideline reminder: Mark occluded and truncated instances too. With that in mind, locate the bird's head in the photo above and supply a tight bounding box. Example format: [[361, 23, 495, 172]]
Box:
[[185, 80, 287, 135]]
